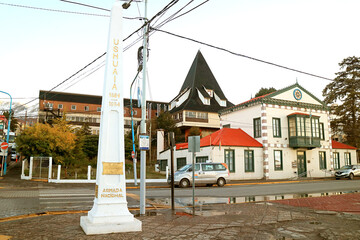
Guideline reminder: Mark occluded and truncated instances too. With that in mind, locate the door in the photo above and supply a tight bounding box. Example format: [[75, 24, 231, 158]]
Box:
[[297, 151, 307, 177], [198, 163, 217, 184]]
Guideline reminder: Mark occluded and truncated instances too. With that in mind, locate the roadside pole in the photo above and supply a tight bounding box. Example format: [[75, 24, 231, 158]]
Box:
[[0, 90, 12, 175], [169, 132, 175, 211], [139, 0, 148, 216], [188, 136, 200, 215]]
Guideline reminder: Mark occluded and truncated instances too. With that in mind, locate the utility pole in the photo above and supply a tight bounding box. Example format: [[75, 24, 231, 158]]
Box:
[[139, 0, 148, 216], [169, 132, 175, 211]]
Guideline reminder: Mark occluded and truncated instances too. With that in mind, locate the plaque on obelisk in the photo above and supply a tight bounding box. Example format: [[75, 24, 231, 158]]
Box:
[[80, 0, 142, 235]]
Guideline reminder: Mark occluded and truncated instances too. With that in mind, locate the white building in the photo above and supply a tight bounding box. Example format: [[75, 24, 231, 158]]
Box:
[[219, 83, 357, 179], [158, 83, 357, 180]]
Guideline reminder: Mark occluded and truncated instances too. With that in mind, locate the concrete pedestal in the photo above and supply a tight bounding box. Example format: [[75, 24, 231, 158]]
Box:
[[80, 216, 142, 235]]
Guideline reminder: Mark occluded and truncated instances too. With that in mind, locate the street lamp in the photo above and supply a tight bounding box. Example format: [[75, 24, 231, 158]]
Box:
[[0, 90, 12, 175]]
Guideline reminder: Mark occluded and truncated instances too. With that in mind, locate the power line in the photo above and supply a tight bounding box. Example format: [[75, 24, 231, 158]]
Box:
[[0, 2, 109, 17], [150, 28, 334, 82]]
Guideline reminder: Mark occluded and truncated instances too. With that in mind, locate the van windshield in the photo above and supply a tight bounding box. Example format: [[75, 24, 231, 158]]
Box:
[[178, 165, 191, 172]]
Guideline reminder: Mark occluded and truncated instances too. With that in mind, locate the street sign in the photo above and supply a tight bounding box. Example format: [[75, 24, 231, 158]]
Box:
[[131, 151, 135, 159], [139, 135, 149, 150], [1, 142, 8, 150]]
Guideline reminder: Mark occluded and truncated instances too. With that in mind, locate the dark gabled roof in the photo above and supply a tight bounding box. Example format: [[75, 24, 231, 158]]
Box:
[[170, 51, 233, 113], [39, 90, 167, 108], [39, 90, 102, 104]]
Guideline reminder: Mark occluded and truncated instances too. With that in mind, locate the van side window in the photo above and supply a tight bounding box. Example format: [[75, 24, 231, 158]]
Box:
[[214, 164, 226, 171], [202, 164, 214, 171]]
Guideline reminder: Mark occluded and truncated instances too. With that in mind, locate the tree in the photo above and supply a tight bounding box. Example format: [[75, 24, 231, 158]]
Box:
[[156, 112, 182, 145], [254, 87, 277, 98], [15, 118, 76, 167], [323, 56, 360, 149], [188, 127, 201, 136], [3, 110, 18, 132]]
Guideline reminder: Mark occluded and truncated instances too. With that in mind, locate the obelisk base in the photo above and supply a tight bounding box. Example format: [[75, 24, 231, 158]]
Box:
[[80, 216, 142, 235]]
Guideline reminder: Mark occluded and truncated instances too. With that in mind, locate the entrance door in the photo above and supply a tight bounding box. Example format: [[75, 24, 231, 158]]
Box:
[[297, 151, 307, 177]]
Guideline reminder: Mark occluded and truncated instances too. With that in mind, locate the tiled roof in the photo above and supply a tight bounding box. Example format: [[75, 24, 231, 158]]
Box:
[[176, 128, 262, 150], [287, 112, 319, 117], [332, 140, 357, 150]]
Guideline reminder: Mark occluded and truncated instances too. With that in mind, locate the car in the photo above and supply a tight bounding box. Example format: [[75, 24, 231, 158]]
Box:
[[335, 165, 360, 180], [168, 162, 230, 188]]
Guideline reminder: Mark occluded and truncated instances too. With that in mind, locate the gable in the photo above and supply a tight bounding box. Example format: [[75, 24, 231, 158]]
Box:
[[269, 84, 324, 106]]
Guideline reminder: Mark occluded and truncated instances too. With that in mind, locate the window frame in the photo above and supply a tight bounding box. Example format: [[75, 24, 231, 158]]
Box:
[[176, 157, 187, 170], [71, 105, 76, 110], [344, 152, 351, 165], [58, 104, 63, 109], [253, 118, 261, 138], [319, 123, 325, 140], [224, 149, 235, 173], [244, 150, 254, 172], [274, 150, 283, 171], [272, 118, 281, 138], [319, 151, 327, 170], [333, 152, 340, 170]]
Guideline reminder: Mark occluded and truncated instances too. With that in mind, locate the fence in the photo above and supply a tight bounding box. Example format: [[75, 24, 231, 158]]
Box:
[[21, 157, 167, 183]]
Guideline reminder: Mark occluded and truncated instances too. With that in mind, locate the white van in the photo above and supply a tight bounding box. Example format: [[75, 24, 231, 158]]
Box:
[[168, 162, 230, 188]]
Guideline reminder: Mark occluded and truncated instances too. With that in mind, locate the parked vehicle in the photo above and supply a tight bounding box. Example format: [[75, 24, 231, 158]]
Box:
[[335, 165, 360, 180], [168, 162, 230, 188]]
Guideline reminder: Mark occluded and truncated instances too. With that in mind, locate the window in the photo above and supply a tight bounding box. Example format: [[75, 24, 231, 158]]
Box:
[[253, 118, 261, 138], [244, 150, 254, 172], [297, 117, 305, 136], [333, 152, 340, 170], [274, 150, 283, 170], [224, 149, 235, 173], [319, 123, 325, 140], [186, 111, 196, 118], [176, 158, 186, 170], [214, 164, 226, 171], [272, 118, 281, 138], [345, 152, 351, 165], [197, 112, 208, 119], [204, 98, 210, 105], [97, 107, 101, 112], [311, 118, 320, 138], [196, 156, 208, 163], [289, 118, 296, 137], [71, 105, 76, 110], [58, 104, 63, 109], [319, 151, 326, 170], [84, 106, 89, 111], [202, 164, 214, 171], [223, 124, 230, 128], [159, 160, 167, 171]]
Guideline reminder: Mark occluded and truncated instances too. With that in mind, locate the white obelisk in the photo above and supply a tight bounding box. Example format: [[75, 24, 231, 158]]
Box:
[[80, 0, 142, 235]]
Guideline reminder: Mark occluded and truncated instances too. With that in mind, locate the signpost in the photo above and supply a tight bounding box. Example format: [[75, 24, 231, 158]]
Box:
[[80, 0, 141, 235], [188, 136, 200, 215]]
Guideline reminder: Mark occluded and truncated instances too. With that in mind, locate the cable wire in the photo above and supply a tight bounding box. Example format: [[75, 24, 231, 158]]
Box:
[[150, 28, 333, 82]]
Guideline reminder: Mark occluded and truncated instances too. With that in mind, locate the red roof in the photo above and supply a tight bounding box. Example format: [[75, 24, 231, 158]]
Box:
[[332, 140, 357, 150], [287, 112, 319, 117], [176, 128, 262, 150]]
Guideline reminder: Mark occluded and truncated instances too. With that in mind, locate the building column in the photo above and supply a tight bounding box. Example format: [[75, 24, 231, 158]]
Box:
[[261, 104, 269, 180]]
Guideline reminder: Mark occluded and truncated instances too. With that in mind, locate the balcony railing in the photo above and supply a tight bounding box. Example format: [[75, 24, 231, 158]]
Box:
[[289, 136, 320, 149]]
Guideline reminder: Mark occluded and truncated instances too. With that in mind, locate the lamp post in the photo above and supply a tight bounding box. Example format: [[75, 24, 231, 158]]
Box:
[[0, 90, 12, 175]]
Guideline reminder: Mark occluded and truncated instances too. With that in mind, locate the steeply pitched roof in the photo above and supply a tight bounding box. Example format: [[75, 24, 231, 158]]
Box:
[[332, 140, 357, 150], [176, 128, 262, 150], [170, 51, 233, 113]]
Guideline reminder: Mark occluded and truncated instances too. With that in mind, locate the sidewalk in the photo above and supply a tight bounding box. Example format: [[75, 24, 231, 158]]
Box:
[[1, 164, 360, 239]]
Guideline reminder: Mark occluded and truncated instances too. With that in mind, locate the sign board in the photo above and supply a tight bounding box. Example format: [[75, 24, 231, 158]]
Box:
[[188, 136, 200, 152], [1, 142, 8, 150], [139, 135, 149, 150]]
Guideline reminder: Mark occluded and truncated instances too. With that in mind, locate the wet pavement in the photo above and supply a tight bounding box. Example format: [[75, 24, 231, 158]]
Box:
[[1, 162, 360, 239]]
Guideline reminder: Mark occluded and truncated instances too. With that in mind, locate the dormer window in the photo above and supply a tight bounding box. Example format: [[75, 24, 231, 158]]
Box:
[[204, 98, 210, 105], [205, 88, 213, 97]]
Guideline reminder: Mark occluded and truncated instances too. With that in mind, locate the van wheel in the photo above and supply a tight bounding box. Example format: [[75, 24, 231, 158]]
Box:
[[217, 178, 226, 187], [349, 173, 354, 180], [179, 179, 190, 188]]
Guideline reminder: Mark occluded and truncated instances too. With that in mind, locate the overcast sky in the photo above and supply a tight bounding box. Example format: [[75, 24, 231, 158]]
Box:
[[1, 0, 359, 116]]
